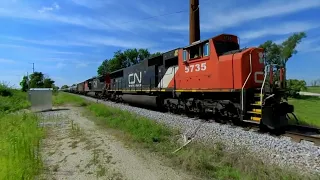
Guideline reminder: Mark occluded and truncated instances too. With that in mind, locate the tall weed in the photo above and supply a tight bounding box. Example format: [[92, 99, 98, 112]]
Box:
[[0, 83, 44, 179]]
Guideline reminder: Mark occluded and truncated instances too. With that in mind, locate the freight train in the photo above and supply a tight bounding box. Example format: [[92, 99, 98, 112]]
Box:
[[62, 33, 294, 131]]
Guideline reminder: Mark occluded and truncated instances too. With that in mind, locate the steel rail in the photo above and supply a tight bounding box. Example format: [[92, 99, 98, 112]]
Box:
[[284, 125, 320, 146]]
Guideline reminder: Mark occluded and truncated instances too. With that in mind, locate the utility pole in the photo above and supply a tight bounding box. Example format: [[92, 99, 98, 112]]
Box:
[[189, 0, 200, 44], [27, 72, 29, 89], [32, 63, 34, 73]]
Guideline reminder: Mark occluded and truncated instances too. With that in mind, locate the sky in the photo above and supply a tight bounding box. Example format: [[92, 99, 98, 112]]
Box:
[[0, 0, 320, 88]]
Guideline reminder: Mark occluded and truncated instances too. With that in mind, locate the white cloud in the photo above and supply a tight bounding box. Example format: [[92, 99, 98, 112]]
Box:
[[0, 1, 152, 33], [161, 37, 186, 44], [1, 32, 157, 49], [56, 62, 66, 69], [70, 0, 114, 9], [163, 0, 320, 32], [297, 38, 320, 53], [0, 6, 113, 31], [239, 22, 320, 40], [75, 62, 88, 68], [270, 34, 320, 53], [0, 58, 16, 64], [38, 2, 60, 14], [78, 35, 157, 49], [207, 0, 320, 31], [1, 0, 320, 34], [0, 43, 86, 57], [1, 36, 94, 47]]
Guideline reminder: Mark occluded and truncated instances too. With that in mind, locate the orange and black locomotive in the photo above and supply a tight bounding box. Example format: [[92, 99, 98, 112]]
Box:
[[65, 33, 293, 131]]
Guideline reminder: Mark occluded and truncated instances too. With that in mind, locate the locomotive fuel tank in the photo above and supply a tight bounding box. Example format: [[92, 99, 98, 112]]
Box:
[[121, 94, 161, 108]]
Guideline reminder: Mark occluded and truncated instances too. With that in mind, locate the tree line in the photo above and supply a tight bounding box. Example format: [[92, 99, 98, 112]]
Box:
[[58, 32, 315, 97], [20, 72, 58, 92], [97, 48, 161, 76]]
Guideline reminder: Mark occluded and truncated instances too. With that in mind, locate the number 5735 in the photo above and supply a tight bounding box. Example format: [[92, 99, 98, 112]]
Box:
[[184, 62, 207, 73]]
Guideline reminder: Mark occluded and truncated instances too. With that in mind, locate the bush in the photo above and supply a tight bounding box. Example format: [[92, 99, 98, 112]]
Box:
[[0, 83, 13, 97], [0, 83, 30, 112], [286, 79, 307, 98]]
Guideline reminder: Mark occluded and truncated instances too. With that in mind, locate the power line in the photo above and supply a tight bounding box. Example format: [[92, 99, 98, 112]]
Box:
[[118, 9, 189, 24], [118, 3, 201, 25]]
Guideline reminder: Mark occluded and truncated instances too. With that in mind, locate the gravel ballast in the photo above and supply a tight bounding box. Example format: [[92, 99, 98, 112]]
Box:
[[80, 95, 320, 175]]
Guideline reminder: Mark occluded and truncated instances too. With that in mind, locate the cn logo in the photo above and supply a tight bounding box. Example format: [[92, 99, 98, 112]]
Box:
[[254, 71, 264, 83], [93, 80, 98, 88], [128, 72, 142, 87]]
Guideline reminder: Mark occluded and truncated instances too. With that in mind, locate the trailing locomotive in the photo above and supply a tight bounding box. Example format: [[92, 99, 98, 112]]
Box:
[[63, 33, 294, 131]]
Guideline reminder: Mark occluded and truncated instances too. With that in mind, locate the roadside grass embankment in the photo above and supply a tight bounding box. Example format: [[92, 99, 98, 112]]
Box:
[[0, 84, 44, 180], [288, 95, 320, 127], [53, 92, 317, 180]]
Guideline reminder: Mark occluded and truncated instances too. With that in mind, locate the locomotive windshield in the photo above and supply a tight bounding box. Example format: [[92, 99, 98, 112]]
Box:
[[214, 41, 239, 56]]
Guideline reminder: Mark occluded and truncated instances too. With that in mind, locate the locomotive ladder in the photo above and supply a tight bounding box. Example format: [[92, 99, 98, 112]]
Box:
[[246, 90, 263, 123]]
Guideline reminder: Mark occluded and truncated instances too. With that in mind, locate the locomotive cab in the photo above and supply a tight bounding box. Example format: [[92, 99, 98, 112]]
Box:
[[240, 48, 294, 130], [177, 33, 294, 130]]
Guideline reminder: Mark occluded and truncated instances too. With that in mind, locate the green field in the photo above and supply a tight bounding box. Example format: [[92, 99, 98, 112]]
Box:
[[0, 84, 44, 179], [306, 86, 320, 94], [288, 96, 320, 127], [53, 92, 317, 180]]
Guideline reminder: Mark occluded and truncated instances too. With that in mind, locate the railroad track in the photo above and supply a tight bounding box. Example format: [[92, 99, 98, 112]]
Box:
[[284, 125, 320, 146], [70, 92, 320, 147]]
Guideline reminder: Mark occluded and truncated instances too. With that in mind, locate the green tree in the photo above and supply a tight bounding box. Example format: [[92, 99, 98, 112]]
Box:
[[97, 48, 160, 76], [20, 75, 29, 92], [259, 32, 307, 97], [53, 85, 59, 91], [150, 52, 162, 58], [97, 59, 109, 76], [29, 72, 44, 88], [43, 78, 55, 88], [20, 72, 56, 91], [61, 85, 69, 89], [286, 79, 307, 97], [259, 32, 307, 66]]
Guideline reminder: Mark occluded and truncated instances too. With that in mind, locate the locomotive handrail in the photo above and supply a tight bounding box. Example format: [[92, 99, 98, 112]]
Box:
[[241, 50, 253, 111], [260, 65, 269, 105], [260, 63, 280, 105]]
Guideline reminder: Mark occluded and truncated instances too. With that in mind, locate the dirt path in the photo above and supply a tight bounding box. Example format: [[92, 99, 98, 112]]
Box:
[[37, 106, 194, 180]]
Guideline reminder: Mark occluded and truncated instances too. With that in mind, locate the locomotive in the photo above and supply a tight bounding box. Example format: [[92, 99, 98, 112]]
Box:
[[63, 33, 294, 130]]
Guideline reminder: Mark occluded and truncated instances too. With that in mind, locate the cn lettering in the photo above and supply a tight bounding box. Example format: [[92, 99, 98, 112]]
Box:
[[185, 62, 207, 73], [128, 72, 142, 87]]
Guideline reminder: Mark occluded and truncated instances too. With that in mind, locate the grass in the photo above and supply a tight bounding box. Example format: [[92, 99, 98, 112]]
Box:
[[306, 86, 320, 94], [53, 92, 88, 107], [288, 95, 320, 127], [0, 83, 30, 113], [54, 92, 319, 180], [0, 83, 44, 180]]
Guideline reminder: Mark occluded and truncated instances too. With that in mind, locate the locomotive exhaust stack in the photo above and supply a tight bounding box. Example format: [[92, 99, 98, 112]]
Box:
[[189, 0, 200, 44]]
